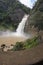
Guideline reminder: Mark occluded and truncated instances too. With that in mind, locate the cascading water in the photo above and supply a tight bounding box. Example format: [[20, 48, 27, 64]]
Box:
[[0, 14, 31, 38], [16, 15, 29, 34], [14, 14, 29, 37]]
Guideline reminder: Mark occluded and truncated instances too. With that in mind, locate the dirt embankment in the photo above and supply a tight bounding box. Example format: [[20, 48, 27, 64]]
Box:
[[0, 43, 43, 65]]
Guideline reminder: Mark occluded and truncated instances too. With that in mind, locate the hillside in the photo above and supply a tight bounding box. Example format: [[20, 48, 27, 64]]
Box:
[[24, 0, 43, 34], [0, 0, 30, 31]]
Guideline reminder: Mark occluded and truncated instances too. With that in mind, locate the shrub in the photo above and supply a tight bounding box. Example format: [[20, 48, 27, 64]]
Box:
[[24, 36, 39, 49], [11, 36, 39, 51], [12, 42, 23, 51]]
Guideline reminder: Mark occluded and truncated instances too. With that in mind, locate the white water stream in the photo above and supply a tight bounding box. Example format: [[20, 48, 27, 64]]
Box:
[[0, 14, 31, 38], [16, 15, 29, 33]]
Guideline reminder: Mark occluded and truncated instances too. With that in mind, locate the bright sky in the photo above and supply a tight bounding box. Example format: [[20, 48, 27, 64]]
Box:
[[19, 0, 37, 8]]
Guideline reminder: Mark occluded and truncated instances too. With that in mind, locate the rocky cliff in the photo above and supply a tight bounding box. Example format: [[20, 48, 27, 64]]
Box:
[[24, 0, 43, 34], [0, 0, 30, 31]]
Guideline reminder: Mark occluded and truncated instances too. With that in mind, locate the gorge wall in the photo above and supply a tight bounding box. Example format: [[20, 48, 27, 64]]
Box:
[[0, 0, 30, 31], [24, 0, 43, 35], [0, 0, 43, 34]]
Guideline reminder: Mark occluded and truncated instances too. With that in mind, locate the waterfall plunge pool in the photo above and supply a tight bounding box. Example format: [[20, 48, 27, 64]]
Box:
[[0, 15, 32, 46]]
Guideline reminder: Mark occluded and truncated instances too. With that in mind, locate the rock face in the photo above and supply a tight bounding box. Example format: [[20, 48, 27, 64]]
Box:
[[0, 0, 30, 31], [24, 0, 43, 34]]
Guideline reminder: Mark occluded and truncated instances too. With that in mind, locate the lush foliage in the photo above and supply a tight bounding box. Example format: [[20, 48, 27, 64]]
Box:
[[12, 42, 23, 51], [30, 0, 43, 30], [0, 0, 30, 31], [24, 36, 39, 49], [12, 36, 39, 51], [25, 0, 43, 33]]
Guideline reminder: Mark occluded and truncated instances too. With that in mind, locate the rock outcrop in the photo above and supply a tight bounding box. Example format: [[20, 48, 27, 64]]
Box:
[[0, 0, 30, 31], [24, 0, 43, 34]]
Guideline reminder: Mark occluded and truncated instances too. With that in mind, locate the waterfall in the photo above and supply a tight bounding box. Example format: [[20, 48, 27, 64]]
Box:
[[16, 14, 29, 34], [13, 14, 29, 37], [10, 14, 29, 37], [0, 14, 30, 38]]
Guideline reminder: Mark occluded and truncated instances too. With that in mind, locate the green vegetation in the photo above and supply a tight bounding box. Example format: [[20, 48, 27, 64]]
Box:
[[30, 0, 43, 30], [1, 0, 43, 32], [0, 0, 30, 31], [24, 36, 39, 49], [12, 42, 23, 51], [25, 0, 43, 33], [0, 0, 43, 51], [12, 36, 39, 51]]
